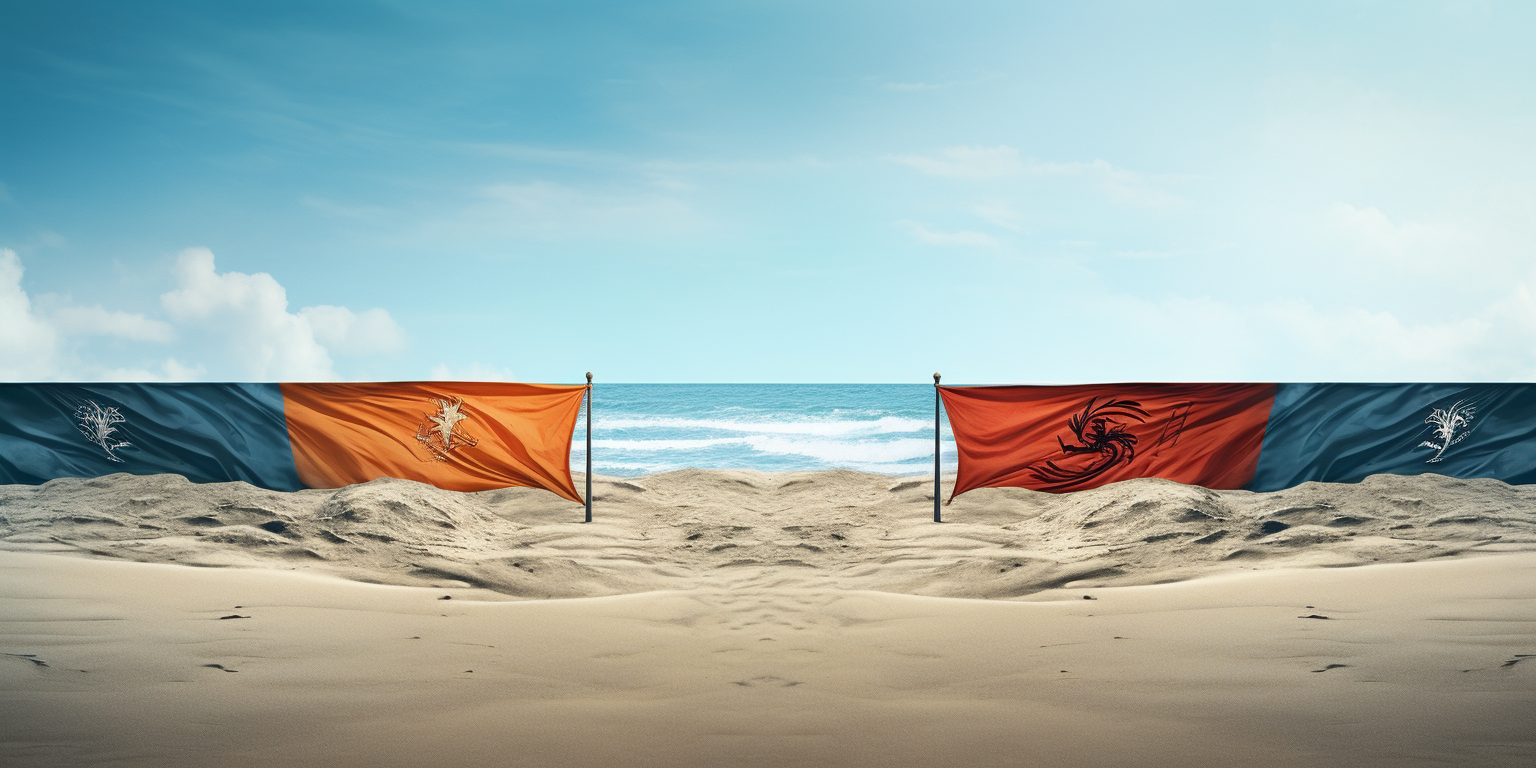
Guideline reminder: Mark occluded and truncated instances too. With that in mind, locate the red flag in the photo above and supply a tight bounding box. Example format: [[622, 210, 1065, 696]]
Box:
[[940, 383, 1276, 499]]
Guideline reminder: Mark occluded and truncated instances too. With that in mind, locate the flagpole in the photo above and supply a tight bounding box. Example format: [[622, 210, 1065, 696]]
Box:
[[934, 372, 942, 523], [585, 371, 593, 524]]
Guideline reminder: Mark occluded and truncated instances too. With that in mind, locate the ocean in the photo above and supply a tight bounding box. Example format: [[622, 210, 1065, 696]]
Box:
[[569, 384, 956, 477]]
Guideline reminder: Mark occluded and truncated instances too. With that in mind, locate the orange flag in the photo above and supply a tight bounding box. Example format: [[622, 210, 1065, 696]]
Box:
[[280, 381, 587, 502], [940, 383, 1276, 499]]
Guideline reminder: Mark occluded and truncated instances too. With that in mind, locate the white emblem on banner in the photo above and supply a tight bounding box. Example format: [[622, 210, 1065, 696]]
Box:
[[415, 397, 479, 461], [1419, 400, 1475, 463], [75, 400, 132, 462]]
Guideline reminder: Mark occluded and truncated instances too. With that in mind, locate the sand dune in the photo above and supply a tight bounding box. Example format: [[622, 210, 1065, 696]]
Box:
[[1, 470, 1531, 598], [2, 471, 1534, 766]]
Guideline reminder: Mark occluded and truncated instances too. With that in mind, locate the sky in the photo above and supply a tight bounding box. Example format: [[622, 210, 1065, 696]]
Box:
[[2, 0, 1534, 384]]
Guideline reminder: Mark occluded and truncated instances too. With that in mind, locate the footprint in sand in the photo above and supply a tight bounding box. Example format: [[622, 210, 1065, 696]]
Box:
[[730, 675, 802, 687]]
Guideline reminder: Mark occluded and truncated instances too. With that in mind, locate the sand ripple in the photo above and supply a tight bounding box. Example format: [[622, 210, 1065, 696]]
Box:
[[2, 470, 1533, 600]]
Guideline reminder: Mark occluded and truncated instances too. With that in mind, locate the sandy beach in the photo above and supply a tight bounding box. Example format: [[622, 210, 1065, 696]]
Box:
[[2, 470, 1534, 766]]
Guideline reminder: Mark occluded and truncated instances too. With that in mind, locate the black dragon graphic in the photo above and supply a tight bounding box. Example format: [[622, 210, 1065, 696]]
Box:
[[1025, 397, 1150, 490]]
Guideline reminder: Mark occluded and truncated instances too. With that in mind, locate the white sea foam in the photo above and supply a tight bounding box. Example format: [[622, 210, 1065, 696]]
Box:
[[592, 438, 746, 452], [743, 436, 950, 465], [589, 436, 953, 463], [570, 384, 955, 475], [843, 462, 942, 474], [597, 415, 929, 436], [567, 457, 675, 473]]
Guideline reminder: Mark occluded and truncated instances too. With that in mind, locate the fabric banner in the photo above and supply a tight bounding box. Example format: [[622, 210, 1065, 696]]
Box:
[[0, 381, 588, 503], [941, 382, 1536, 498], [0, 383, 303, 490], [940, 383, 1276, 498], [1248, 383, 1536, 491], [281, 382, 587, 501]]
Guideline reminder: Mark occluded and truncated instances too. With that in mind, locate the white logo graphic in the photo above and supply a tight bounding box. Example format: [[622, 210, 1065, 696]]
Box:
[[1419, 400, 1475, 463], [75, 401, 131, 462], [414, 397, 479, 461]]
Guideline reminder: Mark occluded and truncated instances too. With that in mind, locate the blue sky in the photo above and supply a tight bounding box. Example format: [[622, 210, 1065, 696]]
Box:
[[3, 1, 1534, 383]]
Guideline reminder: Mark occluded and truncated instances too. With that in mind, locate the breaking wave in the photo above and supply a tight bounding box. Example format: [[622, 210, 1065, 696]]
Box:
[[571, 383, 956, 477]]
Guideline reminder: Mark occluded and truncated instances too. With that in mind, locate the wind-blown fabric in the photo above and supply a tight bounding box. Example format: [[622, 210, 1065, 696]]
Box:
[[1246, 383, 1536, 491], [0, 382, 588, 503], [940, 382, 1536, 499], [940, 383, 1276, 499], [0, 383, 303, 489], [281, 382, 587, 501]]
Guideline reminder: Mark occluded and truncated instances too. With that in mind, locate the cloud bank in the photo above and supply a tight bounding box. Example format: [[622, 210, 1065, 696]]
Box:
[[0, 247, 405, 382]]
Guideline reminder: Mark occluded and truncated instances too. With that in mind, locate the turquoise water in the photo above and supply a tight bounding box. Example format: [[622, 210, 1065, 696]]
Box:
[[570, 384, 956, 477]]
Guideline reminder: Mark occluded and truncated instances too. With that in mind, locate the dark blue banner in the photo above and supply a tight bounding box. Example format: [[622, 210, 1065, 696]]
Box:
[[1248, 383, 1536, 491], [0, 383, 302, 490]]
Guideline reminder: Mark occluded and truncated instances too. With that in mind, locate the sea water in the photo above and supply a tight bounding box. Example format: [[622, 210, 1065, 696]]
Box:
[[569, 384, 956, 477]]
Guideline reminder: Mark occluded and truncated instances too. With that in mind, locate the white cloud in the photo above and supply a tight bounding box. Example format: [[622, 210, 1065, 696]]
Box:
[[160, 358, 206, 380], [1327, 203, 1458, 258], [891, 147, 1185, 209], [1023, 157, 1185, 209], [1118, 290, 1534, 381], [1076, 159, 1186, 210], [0, 248, 61, 379], [905, 223, 1000, 247], [93, 358, 208, 383], [1249, 301, 1482, 375], [299, 305, 406, 356], [161, 247, 389, 380], [469, 181, 701, 240], [972, 201, 1024, 231], [889, 145, 1022, 179], [50, 305, 175, 342], [0, 250, 195, 381], [159, 248, 335, 380], [1267, 202, 1482, 308], [0, 247, 408, 382]]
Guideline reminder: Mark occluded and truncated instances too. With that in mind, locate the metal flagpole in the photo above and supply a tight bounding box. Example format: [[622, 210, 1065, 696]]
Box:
[[585, 371, 593, 523], [934, 372, 942, 523]]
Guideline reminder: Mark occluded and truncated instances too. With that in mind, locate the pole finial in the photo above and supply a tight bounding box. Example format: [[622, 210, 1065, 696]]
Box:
[[586, 371, 593, 383], [933, 372, 941, 384]]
